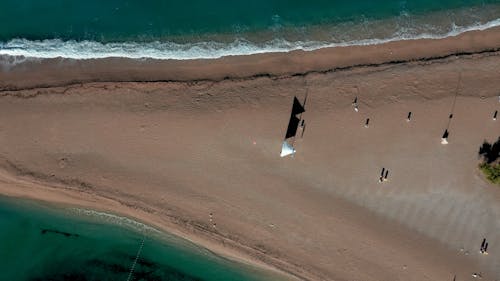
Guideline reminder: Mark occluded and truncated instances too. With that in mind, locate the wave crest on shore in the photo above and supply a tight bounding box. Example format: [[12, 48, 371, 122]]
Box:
[[0, 18, 499, 60], [70, 207, 161, 234]]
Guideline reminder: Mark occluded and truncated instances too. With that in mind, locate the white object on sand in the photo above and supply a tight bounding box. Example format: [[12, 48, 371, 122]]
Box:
[[280, 141, 296, 157], [472, 272, 482, 278], [441, 130, 449, 145]]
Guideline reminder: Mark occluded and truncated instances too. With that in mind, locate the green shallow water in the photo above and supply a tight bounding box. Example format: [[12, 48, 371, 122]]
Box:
[[0, 196, 280, 281], [0, 0, 499, 42], [1, 0, 500, 59]]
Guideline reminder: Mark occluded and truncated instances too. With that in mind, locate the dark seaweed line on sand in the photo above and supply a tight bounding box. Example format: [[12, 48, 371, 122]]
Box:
[[1, 47, 499, 94], [0, 158, 95, 190]]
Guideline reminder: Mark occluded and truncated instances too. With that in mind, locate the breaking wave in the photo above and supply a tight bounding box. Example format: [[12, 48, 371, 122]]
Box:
[[1, 18, 499, 60]]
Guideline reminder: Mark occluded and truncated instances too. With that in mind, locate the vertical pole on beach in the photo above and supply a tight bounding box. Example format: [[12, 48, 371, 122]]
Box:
[[297, 89, 308, 140], [300, 90, 308, 135], [407, 111, 412, 122], [493, 110, 498, 121], [449, 72, 461, 123], [384, 170, 389, 181], [441, 73, 461, 144], [365, 118, 370, 128]]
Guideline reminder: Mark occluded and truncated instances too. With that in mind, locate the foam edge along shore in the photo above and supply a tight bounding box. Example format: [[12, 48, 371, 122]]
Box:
[[0, 195, 288, 281], [0, 17, 499, 60]]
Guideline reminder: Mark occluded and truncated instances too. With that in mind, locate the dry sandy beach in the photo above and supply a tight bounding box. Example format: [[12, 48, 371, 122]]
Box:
[[1, 27, 500, 281]]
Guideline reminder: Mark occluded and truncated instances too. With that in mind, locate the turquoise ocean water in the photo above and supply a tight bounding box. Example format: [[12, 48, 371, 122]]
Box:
[[0, 196, 280, 281], [0, 0, 499, 59], [0, 1, 499, 280]]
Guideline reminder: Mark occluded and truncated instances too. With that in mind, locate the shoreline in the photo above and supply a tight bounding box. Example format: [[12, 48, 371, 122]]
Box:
[[1, 26, 500, 280], [1, 10, 499, 60], [0, 194, 288, 281], [0, 26, 499, 90], [0, 169, 303, 281]]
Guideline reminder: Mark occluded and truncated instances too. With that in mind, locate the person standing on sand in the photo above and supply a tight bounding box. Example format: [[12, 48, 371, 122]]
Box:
[[379, 168, 385, 183]]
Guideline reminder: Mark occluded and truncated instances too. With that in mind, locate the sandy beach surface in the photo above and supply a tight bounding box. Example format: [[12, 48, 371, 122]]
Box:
[[1, 27, 500, 281]]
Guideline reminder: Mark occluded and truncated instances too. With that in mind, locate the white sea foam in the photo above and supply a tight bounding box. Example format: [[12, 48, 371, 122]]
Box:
[[69, 207, 161, 234], [1, 18, 499, 60]]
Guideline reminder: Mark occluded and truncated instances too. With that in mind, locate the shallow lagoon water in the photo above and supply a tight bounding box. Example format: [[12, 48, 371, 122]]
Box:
[[0, 196, 278, 281]]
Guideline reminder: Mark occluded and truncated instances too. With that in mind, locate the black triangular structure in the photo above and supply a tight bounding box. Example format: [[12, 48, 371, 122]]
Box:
[[285, 115, 301, 139], [292, 97, 305, 116], [284, 96, 306, 140]]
